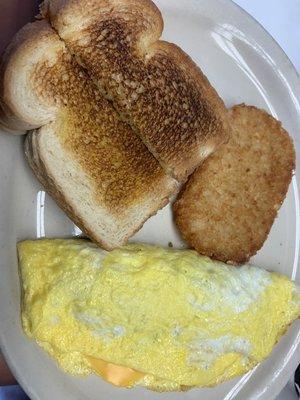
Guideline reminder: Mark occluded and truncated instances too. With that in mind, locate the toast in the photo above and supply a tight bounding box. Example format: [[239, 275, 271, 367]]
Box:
[[44, 0, 229, 181], [173, 105, 295, 264], [1, 20, 177, 249]]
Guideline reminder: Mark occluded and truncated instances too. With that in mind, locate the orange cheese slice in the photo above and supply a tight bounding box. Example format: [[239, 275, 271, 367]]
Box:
[[87, 356, 145, 388]]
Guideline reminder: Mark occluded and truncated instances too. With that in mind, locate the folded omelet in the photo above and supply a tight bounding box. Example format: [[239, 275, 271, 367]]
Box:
[[18, 239, 300, 391]]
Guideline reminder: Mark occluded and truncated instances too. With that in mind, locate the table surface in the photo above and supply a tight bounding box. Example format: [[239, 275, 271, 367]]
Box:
[[234, 0, 300, 72]]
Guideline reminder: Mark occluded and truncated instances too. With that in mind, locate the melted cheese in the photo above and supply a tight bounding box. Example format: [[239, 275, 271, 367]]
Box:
[[87, 357, 145, 387]]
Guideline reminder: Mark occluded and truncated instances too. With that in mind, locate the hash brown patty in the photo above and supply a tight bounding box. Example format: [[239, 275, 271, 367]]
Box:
[[173, 104, 295, 264]]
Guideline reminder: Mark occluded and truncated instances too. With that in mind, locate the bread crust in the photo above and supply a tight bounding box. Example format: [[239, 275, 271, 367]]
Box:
[[2, 20, 177, 249], [174, 104, 296, 264], [0, 21, 61, 131], [45, 0, 229, 181]]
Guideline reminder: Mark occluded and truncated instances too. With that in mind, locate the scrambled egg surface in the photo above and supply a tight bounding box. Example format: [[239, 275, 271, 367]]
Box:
[[18, 239, 300, 390]]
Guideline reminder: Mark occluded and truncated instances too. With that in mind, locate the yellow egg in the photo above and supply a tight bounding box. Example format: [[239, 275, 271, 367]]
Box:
[[18, 239, 300, 391]]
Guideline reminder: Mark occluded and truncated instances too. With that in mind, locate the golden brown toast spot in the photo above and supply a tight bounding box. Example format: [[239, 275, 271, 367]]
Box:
[[67, 15, 227, 180], [174, 105, 295, 264], [31, 51, 166, 212]]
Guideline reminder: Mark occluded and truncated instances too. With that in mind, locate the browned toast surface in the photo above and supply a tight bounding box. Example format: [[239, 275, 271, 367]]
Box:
[[174, 105, 295, 264], [46, 0, 229, 181], [30, 35, 174, 212]]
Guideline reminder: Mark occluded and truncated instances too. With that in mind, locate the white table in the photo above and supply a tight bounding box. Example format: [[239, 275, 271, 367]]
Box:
[[233, 2, 300, 398], [234, 0, 300, 71]]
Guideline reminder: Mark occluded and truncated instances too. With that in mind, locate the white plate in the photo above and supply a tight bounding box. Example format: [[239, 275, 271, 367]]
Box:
[[0, 0, 300, 399]]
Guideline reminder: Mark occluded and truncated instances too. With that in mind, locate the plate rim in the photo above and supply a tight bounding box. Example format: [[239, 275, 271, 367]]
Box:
[[0, 0, 300, 399]]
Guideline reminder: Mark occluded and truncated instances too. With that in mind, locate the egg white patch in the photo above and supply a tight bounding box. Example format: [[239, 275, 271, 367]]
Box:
[[50, 315, 60, 325], [191, 264, 272, 314], [74, 312, 104, 325], [171, 325, 182, 337], [290, 284, 300, 307], [79, 247, 107, 269], [187, 294, 213, 312], [74, 312, 125, 341], [187, 334, 252, 369], [92, 325, 126, 340]]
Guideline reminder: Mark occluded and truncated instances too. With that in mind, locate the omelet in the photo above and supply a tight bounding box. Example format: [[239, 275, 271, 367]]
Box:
[[18, 239, 300, 391]]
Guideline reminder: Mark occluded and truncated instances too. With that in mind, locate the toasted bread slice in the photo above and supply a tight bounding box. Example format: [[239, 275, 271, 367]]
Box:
[[1, 20, 177, 249], [174, 105, 295, 264], [44, 0, 229, 181]]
